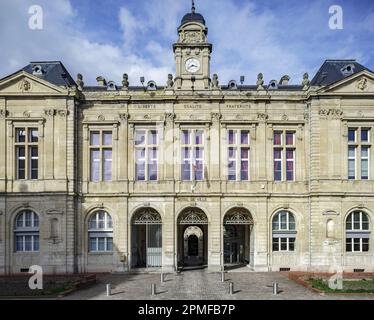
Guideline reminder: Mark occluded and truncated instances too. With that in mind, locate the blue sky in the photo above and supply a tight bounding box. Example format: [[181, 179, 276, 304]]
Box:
[[0, 0, 373, 86]]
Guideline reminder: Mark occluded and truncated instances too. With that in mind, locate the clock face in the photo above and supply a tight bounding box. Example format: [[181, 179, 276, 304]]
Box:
[[185, 58, 201, 73]]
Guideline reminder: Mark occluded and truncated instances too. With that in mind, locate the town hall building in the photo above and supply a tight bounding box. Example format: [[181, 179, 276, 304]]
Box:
[[0, 4, 374, 275]]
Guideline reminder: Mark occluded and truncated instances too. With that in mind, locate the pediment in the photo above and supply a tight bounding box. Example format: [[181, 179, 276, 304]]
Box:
[[318, 70, 374, 94], [0, 71, 69, 96]]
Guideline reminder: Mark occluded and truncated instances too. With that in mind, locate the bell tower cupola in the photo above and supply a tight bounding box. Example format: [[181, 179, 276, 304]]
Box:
[[173, 0, 212, 90]]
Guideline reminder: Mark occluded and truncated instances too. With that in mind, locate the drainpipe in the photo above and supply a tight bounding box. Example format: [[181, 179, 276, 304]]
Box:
[[308, 101, 312, 271]]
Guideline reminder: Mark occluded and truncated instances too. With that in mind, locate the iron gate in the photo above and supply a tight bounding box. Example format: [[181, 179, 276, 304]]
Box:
[[132, 209, 162, 268]]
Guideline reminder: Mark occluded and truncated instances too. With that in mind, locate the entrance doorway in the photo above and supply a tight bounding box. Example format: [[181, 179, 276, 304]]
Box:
[[131, 208, 162, 269], [223, 208, 253, 268], [177, 208, 208, 268]]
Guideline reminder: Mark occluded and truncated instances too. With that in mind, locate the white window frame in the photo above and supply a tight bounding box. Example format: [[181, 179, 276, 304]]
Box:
[[88, 211, 113, 252], [14, 210, 40, 252], [273, 130, 296, 182], [15, 127, 39, 180], [227, 129, 250, 181], [348, 127, 371, 180], [181, 128, 204, 181], [135, 128, 158, 181], [89, 130, 113, 182], [272, 211, 296, 252], [346, 211, 370, 253]]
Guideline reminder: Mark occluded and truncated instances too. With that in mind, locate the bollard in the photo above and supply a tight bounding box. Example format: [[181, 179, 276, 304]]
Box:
[[273, 282, 279, 295], [151, 283, 156, 295], [229, 282, 234, 295], [106, 284, 111, 296], [221, 271, 225, 282], [160, 273, 164, 283]]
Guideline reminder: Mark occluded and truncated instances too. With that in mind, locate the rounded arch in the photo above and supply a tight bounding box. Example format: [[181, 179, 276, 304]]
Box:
[[129, 203, 164, 223], [270, 206, 300, 223], [223, 207, 253, 225], [184, 226, 203, 240], [344, 206, 372, 224], [131, 207, 162, 224], [8, 205, 40, 225], [84, 204, 116, 226], [177, 207, 208, 225], [222, 205, 256, 224]]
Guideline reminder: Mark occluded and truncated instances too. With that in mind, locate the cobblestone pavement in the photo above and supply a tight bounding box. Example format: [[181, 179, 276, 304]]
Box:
[[62, 270, 374, 300]]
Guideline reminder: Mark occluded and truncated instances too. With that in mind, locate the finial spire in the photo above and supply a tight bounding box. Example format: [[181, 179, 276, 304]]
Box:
[[192, 0, 196, 14]]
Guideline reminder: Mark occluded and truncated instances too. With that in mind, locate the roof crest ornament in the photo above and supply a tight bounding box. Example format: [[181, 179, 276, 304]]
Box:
[[192, 0, 196, 14]]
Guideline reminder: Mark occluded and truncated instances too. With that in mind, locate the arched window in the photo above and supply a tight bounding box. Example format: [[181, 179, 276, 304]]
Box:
[[272, 211, 296, 252], [14, 210, 39, 252], [88, 211, 113, 252], [346, 211, 370, 252]]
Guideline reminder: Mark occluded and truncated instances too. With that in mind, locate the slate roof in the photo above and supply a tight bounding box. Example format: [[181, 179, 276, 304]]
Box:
[[180, 12, 206, 26], [0, 61, 76, 87], [310, 60, 370, 86]]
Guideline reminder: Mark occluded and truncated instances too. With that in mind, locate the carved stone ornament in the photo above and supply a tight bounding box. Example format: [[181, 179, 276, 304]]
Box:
[[19, 79, 32, 92], [165, 113, 175, 121], [0, 109, 8, 118], [58, 110, 69, 117], [119, 113, 129, 121], [98, 114, 106, 121], [144, 114, 151, 120], [257, 112, 268, 122], [356, 78, 368, 91], [44, 109, 56, 117], [46, 209, 64, 215], [281, 114, 289, 121], [23, 111, 31, 118], [211, 112, 221, 121], [319, 108, 343, 119]]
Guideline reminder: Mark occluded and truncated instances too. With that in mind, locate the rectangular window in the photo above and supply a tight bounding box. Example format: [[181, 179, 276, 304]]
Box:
[[361, 146, 369, 180], [346, 237, 370, 252], [273, 131, 295, 181], [272, 237, 295, 252], [348, 129, 356, 142], [15, 128, 38, 180], [181, 129, 204, 181], [135, 129, 158, 181], [227, 129, 250, 181], [89, 130, 113, 182], [348, 146, 356, 180], [348, 127, 371, 180]]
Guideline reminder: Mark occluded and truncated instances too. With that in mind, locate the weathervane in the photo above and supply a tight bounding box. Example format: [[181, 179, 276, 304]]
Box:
[[192, 0, 196, 14]]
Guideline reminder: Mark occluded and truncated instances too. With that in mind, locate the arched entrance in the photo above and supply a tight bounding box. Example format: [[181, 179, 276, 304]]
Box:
[[223, 208, 253, 268], [177, 208, 208, 268], [131, 208, 162, 269]]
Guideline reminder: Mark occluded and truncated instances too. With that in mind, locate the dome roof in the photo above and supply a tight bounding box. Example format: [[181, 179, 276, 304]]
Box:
[[180, 12, 206, 26]]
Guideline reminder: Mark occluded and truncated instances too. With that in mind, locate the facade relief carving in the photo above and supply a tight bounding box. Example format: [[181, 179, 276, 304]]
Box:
[[19, 79, 32, 92], [356, 78, 368, 91], [318, 108, 343, 119], [0, 109, 8, 118], [257, 112, 268, 122]]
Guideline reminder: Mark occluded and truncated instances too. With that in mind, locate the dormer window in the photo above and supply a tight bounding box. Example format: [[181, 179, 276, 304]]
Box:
[[228, 80, 237, 90], [268, 80, 278, 89], [341, 64, 355, 77], [147, 81, 157, 91], [32, 65, 43, 76], [107, 81, 116, 91]]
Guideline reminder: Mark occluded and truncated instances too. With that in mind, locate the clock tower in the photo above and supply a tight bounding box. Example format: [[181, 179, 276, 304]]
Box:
[[173, 1, 212, 90]]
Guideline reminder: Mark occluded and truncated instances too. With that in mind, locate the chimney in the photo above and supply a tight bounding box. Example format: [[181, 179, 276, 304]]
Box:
[[96, 76, 107, 86], [279, 75, 290, 85]]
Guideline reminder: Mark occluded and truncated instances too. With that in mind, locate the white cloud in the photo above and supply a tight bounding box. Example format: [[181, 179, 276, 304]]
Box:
[[0, 0, 372, 87]]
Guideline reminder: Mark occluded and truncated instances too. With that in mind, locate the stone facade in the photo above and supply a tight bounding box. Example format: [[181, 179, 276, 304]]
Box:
[[1, 9, 374, 275]]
